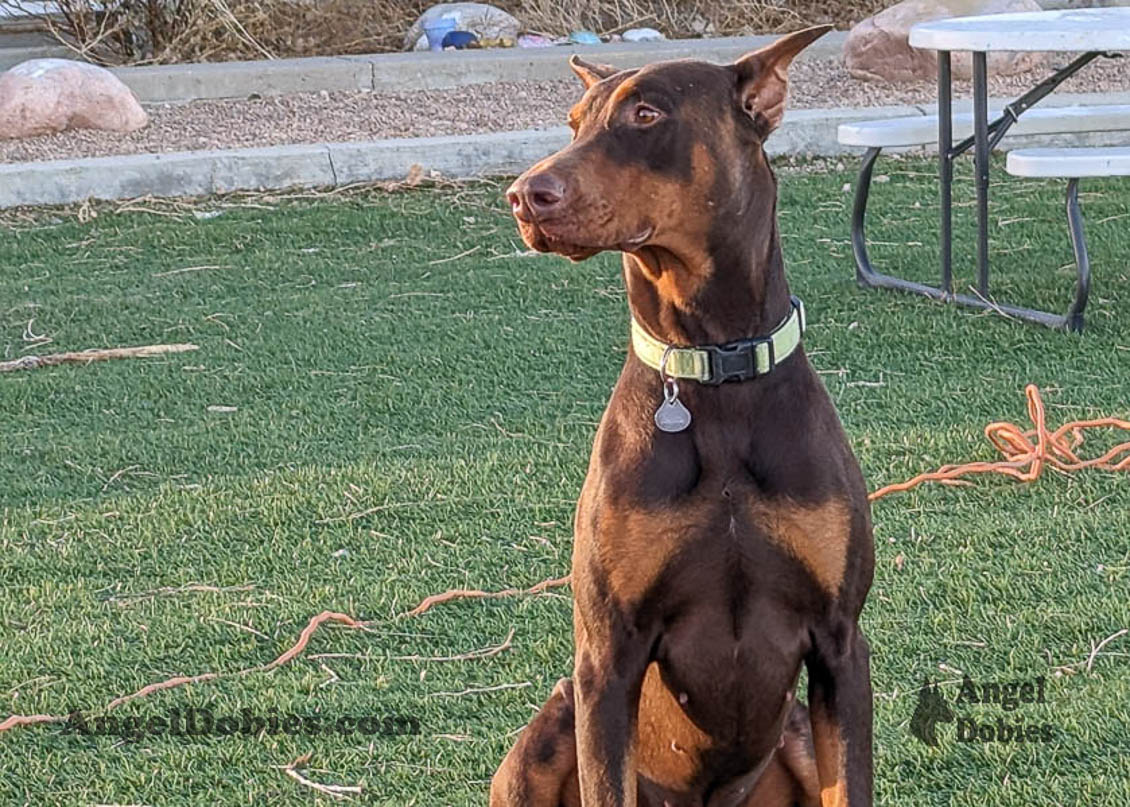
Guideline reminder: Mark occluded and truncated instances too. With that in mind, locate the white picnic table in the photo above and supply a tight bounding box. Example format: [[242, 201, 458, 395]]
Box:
[[908, 8, 1130, 53], [911, 8, 1130, 329], [848, 9, 1130, 331]]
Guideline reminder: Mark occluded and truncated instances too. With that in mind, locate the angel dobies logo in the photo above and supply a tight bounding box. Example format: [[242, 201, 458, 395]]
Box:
[[909, 674, 1054, 747], [909, 679, 954, 746]]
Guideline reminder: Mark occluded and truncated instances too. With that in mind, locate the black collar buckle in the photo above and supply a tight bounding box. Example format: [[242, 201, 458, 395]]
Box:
[[703, 336, 774, 385]]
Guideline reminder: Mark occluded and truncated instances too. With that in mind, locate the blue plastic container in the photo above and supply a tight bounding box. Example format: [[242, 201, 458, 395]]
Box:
[[442, 30, 479, 50], [424, 17, 458, 51]]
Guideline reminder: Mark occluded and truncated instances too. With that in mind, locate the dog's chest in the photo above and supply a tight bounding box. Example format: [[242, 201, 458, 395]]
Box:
[[579, 386, 857, 605], [577, 475, 829, 608]]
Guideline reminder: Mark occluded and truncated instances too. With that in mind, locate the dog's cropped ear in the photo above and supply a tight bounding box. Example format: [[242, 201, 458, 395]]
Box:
[[569, 55, 619, 89], [732, 24, 832, 137]]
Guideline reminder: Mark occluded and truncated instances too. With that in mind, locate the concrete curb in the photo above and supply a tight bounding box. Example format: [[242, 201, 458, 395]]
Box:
[[361, 32, 847, 95], [0, 133, 569, 208], [116, 57, 373, 104], [327, 129, 570, 184], [0, 145, 334, 207], [3, 92, 1129, 209], [112, 33, 847, 103], [0, 43, 70, 70]]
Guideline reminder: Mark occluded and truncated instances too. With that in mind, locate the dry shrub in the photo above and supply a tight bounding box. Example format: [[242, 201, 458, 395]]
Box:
[[486, 0, 889, 39], [0, 0, 276, 64], [0, 0, 434, 64], [4, 0, 886, 65], [269, 0, 433, 57], [474, 0, 888, 39]]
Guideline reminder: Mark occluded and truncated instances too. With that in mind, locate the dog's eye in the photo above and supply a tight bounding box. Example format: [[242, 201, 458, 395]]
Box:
[[632, 104, 662, 126]]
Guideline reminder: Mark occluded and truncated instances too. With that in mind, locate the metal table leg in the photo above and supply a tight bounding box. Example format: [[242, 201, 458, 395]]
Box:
[[972, 51, 990, 297], [849, 49, 1109, 330], [851, 146, 882, 286], [1064, 178, 1091, 333], [938, 50, 953, 295], [854, 145, 959, 300]]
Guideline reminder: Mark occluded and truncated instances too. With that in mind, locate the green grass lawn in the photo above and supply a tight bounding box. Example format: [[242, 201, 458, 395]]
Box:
[[1, 159, 1128, 805]]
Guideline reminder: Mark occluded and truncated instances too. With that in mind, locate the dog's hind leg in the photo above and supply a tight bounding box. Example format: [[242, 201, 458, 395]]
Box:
[[745, 702, 822, 807], [806, 626, 873, 806], [490, 679, 821, 807], [490, 678, 581, 807]]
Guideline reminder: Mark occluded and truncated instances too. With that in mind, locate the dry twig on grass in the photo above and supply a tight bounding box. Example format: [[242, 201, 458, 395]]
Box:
[[0, 713, 67, 732], [104, 673, 221, 710], [1052, 627, 1129, 676], [0, 611, 372, 735], [0, 344, 198, 373], [403, 575, 571, 617], [426, 681, 531, 699], [391, 628, 515, 662], [108, 583, 256, 604], [279, 753, 363, 800], [1086, 628, 1128, 673]]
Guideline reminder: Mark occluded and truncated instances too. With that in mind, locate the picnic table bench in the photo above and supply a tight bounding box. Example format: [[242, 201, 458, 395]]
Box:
[[1005, 146, 1130, 330], [837, 8, 1130, 331]]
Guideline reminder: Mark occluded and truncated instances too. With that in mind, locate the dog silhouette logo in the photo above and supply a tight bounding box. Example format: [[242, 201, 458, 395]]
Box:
[[910, 677, 954, 746]]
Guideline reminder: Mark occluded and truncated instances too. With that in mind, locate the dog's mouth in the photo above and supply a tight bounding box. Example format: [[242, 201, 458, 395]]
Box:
[[621, 226, 654, 251], [517, 218, 653, 261]]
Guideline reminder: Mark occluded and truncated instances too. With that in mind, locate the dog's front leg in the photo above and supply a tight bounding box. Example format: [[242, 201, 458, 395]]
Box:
[[572, 609, 652, 807], [805, 621, 873, 807]]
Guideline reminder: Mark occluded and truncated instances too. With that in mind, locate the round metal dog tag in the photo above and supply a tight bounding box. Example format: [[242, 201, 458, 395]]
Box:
[[655, 397, 692, 433], [655, 349, 692, 433]]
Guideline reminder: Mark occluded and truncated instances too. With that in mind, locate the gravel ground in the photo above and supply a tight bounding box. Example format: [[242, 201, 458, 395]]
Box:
[[1, 55, 1128, 164]]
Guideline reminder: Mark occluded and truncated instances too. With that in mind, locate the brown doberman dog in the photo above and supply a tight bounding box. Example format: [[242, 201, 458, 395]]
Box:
[[494, 25, 874, 807]]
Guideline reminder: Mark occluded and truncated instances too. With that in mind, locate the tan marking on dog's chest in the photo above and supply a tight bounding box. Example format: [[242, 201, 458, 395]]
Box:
[[636, 662, 714, 789], [588, 506, 691, 606], [750, 498, 851, 597], [575, 419, 684, 607]]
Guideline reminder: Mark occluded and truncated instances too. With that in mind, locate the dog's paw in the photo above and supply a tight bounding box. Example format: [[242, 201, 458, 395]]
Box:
[[551, 677, 574, 702]]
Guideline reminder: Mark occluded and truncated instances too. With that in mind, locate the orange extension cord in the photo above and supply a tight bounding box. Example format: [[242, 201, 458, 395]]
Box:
[[3, 385, 1129, 736], [868, 383, 1130, 500]]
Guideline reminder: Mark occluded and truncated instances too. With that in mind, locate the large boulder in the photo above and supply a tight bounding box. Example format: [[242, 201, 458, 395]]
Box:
[[845, 0, 1046, 83], [404, 3, 521, 51], [0, 59, 147, 139]]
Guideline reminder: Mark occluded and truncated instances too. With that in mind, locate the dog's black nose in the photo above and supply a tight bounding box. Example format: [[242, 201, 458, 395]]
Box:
[[507, 172, 566, 221]]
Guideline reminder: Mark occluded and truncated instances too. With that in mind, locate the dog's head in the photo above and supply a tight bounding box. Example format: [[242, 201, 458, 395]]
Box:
[[505, 26, 831, 264]]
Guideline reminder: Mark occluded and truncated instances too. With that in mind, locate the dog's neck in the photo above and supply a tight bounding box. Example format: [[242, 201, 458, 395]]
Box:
[[621, 164, 792, 347]]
